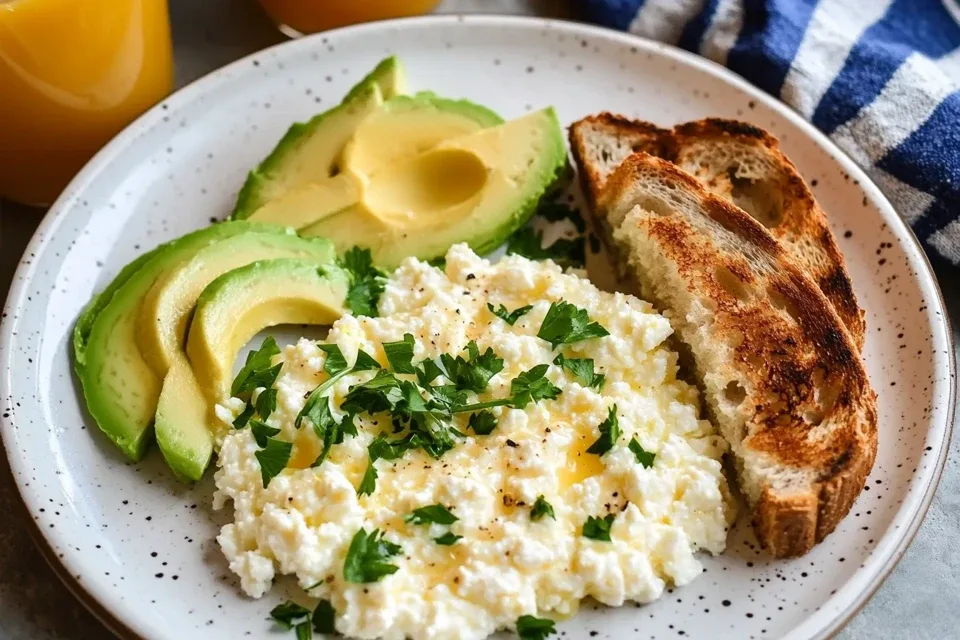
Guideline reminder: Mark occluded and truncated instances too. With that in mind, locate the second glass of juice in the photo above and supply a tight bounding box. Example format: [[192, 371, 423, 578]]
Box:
[[256, 0, 441, 38]]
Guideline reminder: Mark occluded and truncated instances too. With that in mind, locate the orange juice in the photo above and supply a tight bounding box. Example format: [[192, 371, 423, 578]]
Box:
[[256, 0, 441, 36], [0, 0, 173, 206]]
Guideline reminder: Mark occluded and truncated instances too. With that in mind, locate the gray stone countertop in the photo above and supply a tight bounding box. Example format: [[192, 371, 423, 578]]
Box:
[[0, 0, 956, 638]]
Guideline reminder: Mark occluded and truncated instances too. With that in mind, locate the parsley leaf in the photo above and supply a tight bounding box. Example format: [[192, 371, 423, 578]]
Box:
[[255, 387, 277, 420], [510, 364, 562, 409], [516, 614, 557, 640], [318, 343, 348, 375], [254, 437, 292, 488], [298, 346, 382, 430], [339, 247, 387, 317], [428, 383, 468, 412], [553, 354, 605, 390], [295, 623, 311, 640], [434, 532, 462, 546], [307, 400, 339, 468], [453, 364, 561, 414], [312, 600, 336, 634], [415, 359, 445, 387], [383, 333, 416, 374], [582, 513, 616, 541], [507, 227, 585, 268], [537, 301, 609, 348], [270, 601, 311, 629], [487, 303, 533, 326], [468, 410, 498, 435], [343, 528, 402, 583], [439, 341, 504, 393], [537, 201, 587, 233], [250, 419, 280, 447], [629, 437, 656, 468], [231, 337, 282, 396], [405, 504, 458, 525], [357, 461, 378, 496], [232, 402, 254, 429], [367, 433, 415, 462], [586, 405, 619, 456], [530, 495, 555, 521], [341, 370, 403, 415]]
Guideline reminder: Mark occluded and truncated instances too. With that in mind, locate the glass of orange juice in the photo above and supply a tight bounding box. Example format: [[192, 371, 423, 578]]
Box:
[[0, 0, 174, 206], [256, 0, 441, 38]]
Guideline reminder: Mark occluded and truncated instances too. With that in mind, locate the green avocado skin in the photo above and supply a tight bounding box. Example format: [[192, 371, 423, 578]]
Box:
[[74, 221, 303, 461], [231, 56, 408, 220]]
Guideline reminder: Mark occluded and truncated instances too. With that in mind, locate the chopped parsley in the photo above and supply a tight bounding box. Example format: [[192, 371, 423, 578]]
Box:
[[468, 410, 498, 435], [509, 364, 562, 409], [537, 301, 609, 348], [553, 353, 605, 390], [338, 247, 387, 317], [232, 402, 254, 429], [357, 460, 378, 496], [586, 405, 620, 456], [516, 614, 557, 639], [254, 436, 292, 488], [405, 504, 458, 526], [507, 227, 585, 268], [307, 400, 343, 468], [250, 418, 280, 447], [487, 302, 532, 326], [231, 336, 282, 396], [439, 341, 504, 393], [255, 387, 277, 420], [530, 495, 555, 521], [415, 358, 445, 387], [383, 333, 416, 374], [312, 599, 336, 634], [341, 370, 403, 415], [629, 437, 656, 468], [453, 364, 561, 413], [269, 601, 311, 629], [297, 346, 381, 430], [434, 532, 462, 546], [582, 513, 616, 541], [343, 527, 402, 583], [295, 623, 310, 640]]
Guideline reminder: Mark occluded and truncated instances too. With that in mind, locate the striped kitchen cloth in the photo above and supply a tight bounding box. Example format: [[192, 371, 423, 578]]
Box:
[[583, 0, 960, 265]]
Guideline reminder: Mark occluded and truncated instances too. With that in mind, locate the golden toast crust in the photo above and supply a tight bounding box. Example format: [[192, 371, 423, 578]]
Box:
[[570, 114, 865, 350], [574, 144, 877, 558]]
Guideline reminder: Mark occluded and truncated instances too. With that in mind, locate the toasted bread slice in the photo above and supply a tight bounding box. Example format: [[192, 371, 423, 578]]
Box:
[[589, 151, 877, 557], [570, 114, 865, 350]]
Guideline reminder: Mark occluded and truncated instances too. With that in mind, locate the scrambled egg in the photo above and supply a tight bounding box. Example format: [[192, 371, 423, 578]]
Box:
[[213, 244, 733, 640]]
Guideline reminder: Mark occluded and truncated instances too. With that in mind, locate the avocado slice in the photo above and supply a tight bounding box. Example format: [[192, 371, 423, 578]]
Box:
[[231, 56, 408, 220], [76, 221, 292, 460], [137, 230, 334, 377], [300, 107, 567, 267], [155, 355, 213, 482], [343, 54, 407, 103], [186, 259, 348, 405], [241, 92, 503, 229], [340, 92, 504, 178]]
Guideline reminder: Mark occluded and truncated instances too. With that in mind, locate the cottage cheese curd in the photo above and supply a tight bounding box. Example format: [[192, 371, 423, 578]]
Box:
[[213, 244, 733, 640]]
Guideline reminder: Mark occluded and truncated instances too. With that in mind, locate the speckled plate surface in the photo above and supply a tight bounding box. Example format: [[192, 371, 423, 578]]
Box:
[[0, 15, 953, 640]]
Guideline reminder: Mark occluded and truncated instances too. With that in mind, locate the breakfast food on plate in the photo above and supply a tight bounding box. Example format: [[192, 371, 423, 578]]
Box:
[[569, 114, 865, 349], [70, 53, 878, 638], [213, 244, 733, 639], [231, 56, 410, 219], [570, 143, 876, 557]]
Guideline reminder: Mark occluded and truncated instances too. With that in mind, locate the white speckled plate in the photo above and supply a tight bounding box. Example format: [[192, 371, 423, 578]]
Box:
[[0, 15, 954, 640]]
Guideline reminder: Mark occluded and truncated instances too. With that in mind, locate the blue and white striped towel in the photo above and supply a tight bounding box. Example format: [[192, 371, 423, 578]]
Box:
[[584, 0, 960, 265]]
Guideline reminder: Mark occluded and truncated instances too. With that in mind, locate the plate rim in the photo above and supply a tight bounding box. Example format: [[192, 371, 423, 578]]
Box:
[[0, 14, 954, 640]]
